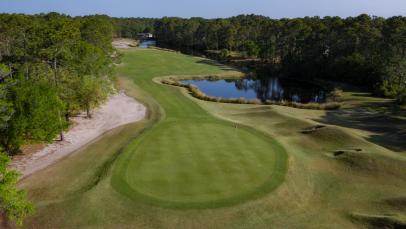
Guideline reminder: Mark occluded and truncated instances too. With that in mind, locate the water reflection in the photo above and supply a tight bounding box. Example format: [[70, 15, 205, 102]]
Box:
[[139, 40, 156, 48], [182, 77, 327, 103]]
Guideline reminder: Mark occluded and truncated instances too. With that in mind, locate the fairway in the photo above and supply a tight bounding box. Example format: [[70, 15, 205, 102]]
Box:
[[112, 49, 287, 207], [15, 47, 406, 229]]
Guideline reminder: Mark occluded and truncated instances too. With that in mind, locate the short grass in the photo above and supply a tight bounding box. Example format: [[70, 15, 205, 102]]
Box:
[[13, 48, 406, 229], [114, 120, 286, 208], [110, 49, 287, 208]]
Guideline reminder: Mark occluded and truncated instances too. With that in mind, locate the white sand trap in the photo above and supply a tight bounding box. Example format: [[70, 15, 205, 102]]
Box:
[[112, 38, 138, 49], [11, 91, 146, 178]]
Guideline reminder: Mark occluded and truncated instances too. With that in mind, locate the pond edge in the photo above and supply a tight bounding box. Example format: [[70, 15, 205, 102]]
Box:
[[158, 74, 341, 110]]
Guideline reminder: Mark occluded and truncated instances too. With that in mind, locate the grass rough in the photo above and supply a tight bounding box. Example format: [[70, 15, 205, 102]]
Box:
[[14, 48, 406, 229]]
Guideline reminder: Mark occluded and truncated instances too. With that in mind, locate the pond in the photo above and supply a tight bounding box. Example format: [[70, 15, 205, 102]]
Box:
[[139, 40, 156, 48], [181, 77, 328, 103]]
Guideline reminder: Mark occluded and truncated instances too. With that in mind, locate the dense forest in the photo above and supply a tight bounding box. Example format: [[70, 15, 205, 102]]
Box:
[[112, 17, 155, 38], [115, 15, 406, 104], [0, 13, 115, 155], [0, 13, 115, 224]]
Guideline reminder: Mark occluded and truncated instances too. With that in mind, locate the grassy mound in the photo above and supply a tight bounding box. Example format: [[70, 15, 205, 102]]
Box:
[[301, 125, 326, 134], [350, 213, 406, 229], [383, 197, 406, 211], [330, 150, 406, 177]]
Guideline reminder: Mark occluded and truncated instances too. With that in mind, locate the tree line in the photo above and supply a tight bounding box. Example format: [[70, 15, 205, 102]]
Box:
[[116, 14, 405, 103], [0, 13, 115, 224], [0, 13, 115, 155], [112, 17, 155, 38]]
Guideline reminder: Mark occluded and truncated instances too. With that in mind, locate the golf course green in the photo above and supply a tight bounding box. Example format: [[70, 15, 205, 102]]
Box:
[[112, 49, 287, 207], [15, 47, 406, 229]]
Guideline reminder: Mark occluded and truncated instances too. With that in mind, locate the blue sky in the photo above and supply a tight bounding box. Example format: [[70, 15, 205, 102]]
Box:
[[0, 0, 405, 18]]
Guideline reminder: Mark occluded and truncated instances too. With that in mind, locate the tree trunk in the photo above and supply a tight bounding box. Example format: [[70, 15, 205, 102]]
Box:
[[1, 211, 9, 228], [25, 64, 29, 80], [86, 105, 92, 119], [56, 108, 64, 141], [52, 57, 64, 142], [23, 33, 29, 80], [8, 63, 12, 79], [53, 57, 58, 86]]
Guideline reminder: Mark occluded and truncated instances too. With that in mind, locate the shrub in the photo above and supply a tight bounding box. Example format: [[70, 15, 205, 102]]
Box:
[[264, 99, 340, 110], [328, 88, 343, 102], [376, 80, 399, 98], [219, 49, 230, 59], [396, 89, 406, 105]]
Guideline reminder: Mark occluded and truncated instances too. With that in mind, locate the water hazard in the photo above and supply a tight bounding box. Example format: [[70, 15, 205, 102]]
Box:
[[181, 77, 327, 103]]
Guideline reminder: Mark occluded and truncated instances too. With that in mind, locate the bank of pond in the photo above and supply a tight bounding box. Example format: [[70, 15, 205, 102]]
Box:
[[162, 76, 341, 110]]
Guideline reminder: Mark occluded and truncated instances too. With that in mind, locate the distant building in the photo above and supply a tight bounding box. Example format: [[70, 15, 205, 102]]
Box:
[[136, 33, 153, 39]]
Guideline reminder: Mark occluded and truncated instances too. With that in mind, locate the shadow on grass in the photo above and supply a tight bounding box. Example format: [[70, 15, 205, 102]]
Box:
[[315, 101, 406, 153]]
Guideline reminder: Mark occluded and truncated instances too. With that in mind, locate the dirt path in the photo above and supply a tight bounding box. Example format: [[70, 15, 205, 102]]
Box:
[[11, 91, 146, 178]]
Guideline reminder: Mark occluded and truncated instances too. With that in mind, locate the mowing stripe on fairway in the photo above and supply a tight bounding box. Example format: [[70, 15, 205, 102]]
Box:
[[112, 48, 288, 208]]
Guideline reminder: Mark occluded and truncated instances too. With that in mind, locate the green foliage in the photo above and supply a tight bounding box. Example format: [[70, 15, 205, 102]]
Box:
[[39, 13, 82, 66], [0, 12, 116, 226], [219, 49, 230, 59], [0, 64, 10, 79], [80, 15, 114, 53], [244, 40, 260, 57], [112, 17, 155, 38], [376, 57, 406, 102], [0, 84, 20, 154], [76, 76, 111, 118], [15, 81, 65, 141], [0, 12, 115, 153], [71, 41, 112, 77], [397, 90, 406, 105], [377, 80, 398, 97], [0, 151, 34, 226], [0, 80, 65, 154], [58, 73, 82, 116], [147, 14, 406, 95], [0, 85, 13, 130]]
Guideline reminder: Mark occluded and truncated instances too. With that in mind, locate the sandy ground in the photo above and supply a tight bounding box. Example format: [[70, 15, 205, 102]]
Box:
[[11, 91, 146, 178], [112, 38, 138, 49]]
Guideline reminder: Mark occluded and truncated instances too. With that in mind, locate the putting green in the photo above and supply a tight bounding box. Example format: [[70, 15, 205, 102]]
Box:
[[112, 48, 287, 208]]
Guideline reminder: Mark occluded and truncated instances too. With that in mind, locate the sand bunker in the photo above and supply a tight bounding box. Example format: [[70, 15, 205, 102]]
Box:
[[11, 91, 146, 178], [112, 38, 138, 49]]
